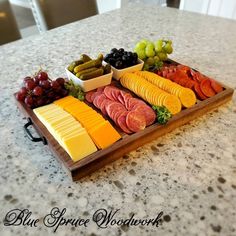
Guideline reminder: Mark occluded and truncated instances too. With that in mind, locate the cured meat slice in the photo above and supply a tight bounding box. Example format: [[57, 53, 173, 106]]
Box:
[[210, 79, 223, 93], [133, 105, 156, 126], [117, 94, 125, 105], [117, 111, 132, 134], [100, 99, 110, 115], [126, 97, 146, 110], [109, 104, 126, 121], [105, 102, 124, 118], [111, 88, 121, 101], [126, 111, 146, 132], [96, 94, 107, 109], [97, 86, 105, 93], [91, 91, 103, 102], [93, 94, 104, 109], [194, 83, 207, 100], [85, 91, 95, 103], [200, 79, 216, 97], [103, 86, 118, 101]]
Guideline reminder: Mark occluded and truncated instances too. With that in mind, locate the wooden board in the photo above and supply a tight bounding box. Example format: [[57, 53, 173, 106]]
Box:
[[15, 69, 234, 181]]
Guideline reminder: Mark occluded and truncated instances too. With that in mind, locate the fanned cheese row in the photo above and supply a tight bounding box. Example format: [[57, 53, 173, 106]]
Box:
[[135, 71, 196, 108], [33, 104, 97, 162], [54, 96, 121, 149], [120, 73, 181, 114]]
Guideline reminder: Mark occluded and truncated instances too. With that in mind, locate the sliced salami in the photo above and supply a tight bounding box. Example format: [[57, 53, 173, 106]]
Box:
[[117, 94, 125, 105], [127, 97, 146, 110], [105, 101, 122, 118], [117, 111, 132, 134], [85, 91, 95, 103], [91, 90, 103, 102], [126, 110, 146, 132], [103, 86, 117, 101], [96, 94, 107, 109], [97, 86, 105, 93], [133, 105, 156, 126], [100, 99, 110, 115]]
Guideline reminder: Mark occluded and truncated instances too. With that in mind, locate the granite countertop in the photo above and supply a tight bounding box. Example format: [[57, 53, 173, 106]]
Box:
[[0, 4, 236, 236]]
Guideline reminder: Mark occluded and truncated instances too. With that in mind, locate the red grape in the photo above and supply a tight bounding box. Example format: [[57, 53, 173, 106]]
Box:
[[60, 89, 69, 97], [39, 80, 50, 89], [56, 78, 65, 86], [37, 71, 48, 81], [36, 98, 45, 107], [23, 76, 32, 83], [51, 81, 60, 90], [15, 92, 25, 101], [19, 87, 28, 97], [33, 76, 40, 85], [55, 95, 61, 100], [33, 86, 43, 96], [24, 96, 34, 107], [25, 79, 36, 90], [47, 91, 54, 98]]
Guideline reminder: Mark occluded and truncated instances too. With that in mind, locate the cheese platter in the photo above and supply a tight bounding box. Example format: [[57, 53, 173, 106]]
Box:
[[14, 40, 234, 181]]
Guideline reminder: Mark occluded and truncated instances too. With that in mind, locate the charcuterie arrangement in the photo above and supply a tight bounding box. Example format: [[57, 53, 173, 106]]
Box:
[[14, 39, 233, 180]]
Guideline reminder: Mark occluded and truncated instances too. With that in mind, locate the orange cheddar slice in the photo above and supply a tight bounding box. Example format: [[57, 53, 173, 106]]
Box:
[[88, 121, 121, 149]]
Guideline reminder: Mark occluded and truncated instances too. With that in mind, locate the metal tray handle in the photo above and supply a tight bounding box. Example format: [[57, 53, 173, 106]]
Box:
[[24, 118, 47, 145]]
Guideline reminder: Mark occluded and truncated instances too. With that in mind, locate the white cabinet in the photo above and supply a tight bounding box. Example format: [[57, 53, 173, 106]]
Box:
[[96, 0, 121, 14], [180, 0, 236, 20]]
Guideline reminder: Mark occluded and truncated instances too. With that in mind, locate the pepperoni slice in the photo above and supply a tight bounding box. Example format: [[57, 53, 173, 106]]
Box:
[[85, 91, 95, 103], [210, 79, 223, 93], [194, 83, 207, 100], [126, 111, 146, 132], [200, 79, 216, 97], [117, 111, 132, 134]]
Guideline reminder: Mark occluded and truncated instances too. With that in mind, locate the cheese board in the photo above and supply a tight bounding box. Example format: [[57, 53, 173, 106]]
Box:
[[15, 57, 234, 181]]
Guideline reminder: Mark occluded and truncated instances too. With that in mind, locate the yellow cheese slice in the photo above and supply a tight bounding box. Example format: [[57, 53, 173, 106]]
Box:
[[62, 131, 97, 162]]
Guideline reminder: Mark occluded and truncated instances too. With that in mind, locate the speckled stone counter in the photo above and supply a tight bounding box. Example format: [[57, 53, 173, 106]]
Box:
[[0, 4, 236, 236]]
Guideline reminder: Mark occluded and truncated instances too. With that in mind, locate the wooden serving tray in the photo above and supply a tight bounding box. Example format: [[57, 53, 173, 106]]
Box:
[[15, 67, 234, 181]]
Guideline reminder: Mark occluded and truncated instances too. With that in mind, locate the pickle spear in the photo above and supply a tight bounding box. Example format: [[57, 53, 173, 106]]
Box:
[[80, 68, 104, 80], [74, 58, 102, 73], [75, 67, 97, 78]]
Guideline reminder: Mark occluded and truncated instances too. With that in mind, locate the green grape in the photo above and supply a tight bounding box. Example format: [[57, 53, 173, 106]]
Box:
[[146, 57, 155, 66], [134, 48, 146, 60], [145, 44, 155, 57], [140, 39, 150, 45], [143, 63, 149, 71], [154, 40, 163, 53], [163, 42, 173, 54], [146, 42, 155, 49], [154, 55, 160, 62], [157, 52, 168, 61], [135, 41, 146, 50]]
